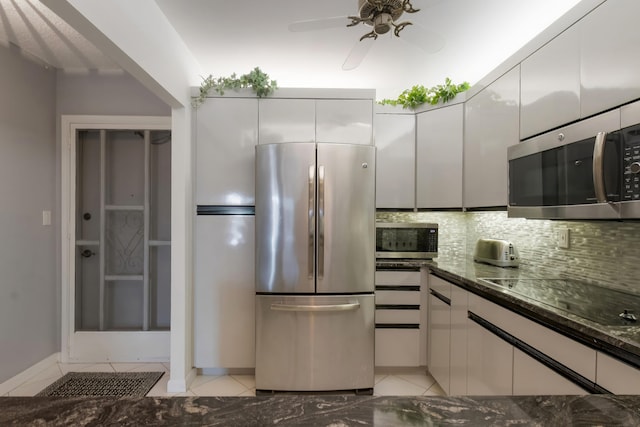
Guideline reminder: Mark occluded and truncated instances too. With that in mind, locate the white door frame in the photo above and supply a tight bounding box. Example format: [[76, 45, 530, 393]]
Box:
[[61, 115, 171, 363]]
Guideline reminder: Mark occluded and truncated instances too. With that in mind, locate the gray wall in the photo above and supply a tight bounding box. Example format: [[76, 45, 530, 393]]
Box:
[[56, 71, 170, 116], [0, 45, 57, 383], [0, 43, 171, 384]]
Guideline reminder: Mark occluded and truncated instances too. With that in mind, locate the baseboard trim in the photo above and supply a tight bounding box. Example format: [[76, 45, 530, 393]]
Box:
[[198, 368, 255, 376], [0, 353, 60, 396], [167, 367, 197, 393]]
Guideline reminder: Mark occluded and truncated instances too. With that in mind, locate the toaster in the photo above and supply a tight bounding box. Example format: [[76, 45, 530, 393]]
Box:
[[473, 239, 520, 268]]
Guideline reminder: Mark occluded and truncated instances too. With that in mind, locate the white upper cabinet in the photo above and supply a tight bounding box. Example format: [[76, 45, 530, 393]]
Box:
[[580, 0, 640, 118], [316, 99, 373, 145], [258, 98, 315, 144], [417, 104, 463, 208], [375, 112, 415, 209], [258, 98, 373, 145], [196, 97, 258, 205], [520, 26, 580, 140], [464, 66, 520, 208]]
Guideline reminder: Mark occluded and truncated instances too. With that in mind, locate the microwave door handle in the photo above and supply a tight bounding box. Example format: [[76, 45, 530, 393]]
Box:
[[592, 131, 608, 203], [308, 165, 315, 280]]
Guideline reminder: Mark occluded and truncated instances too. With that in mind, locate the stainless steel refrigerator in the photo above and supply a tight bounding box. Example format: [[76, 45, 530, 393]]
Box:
[[255, 142, 375, 393]]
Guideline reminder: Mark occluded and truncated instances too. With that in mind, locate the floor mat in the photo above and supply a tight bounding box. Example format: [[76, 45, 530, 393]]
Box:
[[36, 371, 164, 397]]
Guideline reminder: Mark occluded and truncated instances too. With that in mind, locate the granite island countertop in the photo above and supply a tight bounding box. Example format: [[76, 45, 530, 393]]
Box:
[[377, 255, 640, 368], [2, 394, 640, 426]]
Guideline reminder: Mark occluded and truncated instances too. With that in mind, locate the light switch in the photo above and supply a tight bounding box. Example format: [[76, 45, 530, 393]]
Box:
[[42, 210, 51, 226]]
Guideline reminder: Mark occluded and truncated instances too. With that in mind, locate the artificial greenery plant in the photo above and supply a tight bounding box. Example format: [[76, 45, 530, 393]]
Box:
[[193, 67, 277, 107], [378, 78, 470, 109]]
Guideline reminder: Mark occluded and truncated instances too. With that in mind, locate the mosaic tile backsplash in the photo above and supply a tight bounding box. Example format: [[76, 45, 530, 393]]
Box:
[[377, 211, 640, 295]]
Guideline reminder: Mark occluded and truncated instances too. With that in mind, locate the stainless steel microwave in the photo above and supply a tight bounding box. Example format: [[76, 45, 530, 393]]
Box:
[[375, 222, 438, 259], [508, 110, 640, 220]]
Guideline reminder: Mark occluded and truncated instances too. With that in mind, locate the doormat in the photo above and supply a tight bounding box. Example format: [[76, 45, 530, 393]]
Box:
[[36, 371, 164, 397]]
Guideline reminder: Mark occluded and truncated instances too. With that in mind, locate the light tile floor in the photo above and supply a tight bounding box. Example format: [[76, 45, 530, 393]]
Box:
[[4, 363, 446, 398]]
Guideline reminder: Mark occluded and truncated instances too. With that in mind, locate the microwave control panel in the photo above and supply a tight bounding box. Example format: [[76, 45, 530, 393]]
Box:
[[623, 138, 640, 201]]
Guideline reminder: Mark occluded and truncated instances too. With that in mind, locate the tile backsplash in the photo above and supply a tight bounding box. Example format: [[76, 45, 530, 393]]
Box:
[[377, 210, 640, 294]]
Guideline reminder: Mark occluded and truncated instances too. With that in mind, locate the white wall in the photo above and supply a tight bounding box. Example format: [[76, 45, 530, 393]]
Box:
[[0, 44, 57, 383]]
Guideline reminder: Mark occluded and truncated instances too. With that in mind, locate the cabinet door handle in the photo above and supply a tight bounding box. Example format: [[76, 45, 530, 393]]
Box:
[[429, 288, 451, 306]]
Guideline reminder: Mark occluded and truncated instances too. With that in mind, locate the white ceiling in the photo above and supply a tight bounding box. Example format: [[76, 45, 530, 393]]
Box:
[[154, 0, 582, 99], [1, 0, 582, 100], [0, 0, 117, 70]]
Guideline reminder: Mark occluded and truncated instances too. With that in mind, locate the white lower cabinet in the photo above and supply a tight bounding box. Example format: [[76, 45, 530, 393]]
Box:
[[596, 352, 640, 394], [467, 293, 514, 395], [428, 272, 624, 396], [513, 348, 586, 395], [449, 282, 468, 395], [428, 275, 451, 394], [375, 329, 420, 367], [375, 270, 423, 367], [194, 215, 255, 368]]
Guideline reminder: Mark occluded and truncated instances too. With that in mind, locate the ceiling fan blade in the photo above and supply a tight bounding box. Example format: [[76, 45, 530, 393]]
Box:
[[342, 37, 375, 71], [288, 16, 349, 32], [399, 23, 445, 54]]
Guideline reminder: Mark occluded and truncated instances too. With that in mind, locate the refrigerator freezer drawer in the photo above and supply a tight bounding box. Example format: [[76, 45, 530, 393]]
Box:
[[255, 294, 374, 392]]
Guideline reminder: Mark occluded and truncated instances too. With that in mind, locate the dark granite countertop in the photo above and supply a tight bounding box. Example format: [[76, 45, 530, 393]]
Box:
[[2, 395, 640, 426], [384, 255, 640, 368]]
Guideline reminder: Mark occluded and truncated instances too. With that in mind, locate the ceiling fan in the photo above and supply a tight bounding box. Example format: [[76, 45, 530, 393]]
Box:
[[288, 0, 445, 70]]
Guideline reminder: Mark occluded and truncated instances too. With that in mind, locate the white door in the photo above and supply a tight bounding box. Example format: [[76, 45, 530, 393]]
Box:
[[61, 116, 171, 362]]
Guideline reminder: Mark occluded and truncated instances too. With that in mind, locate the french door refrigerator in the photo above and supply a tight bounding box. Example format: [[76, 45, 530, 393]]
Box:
[[255, 142, 375, 393]]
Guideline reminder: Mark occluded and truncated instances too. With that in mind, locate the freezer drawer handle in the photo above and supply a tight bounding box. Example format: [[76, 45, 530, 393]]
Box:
[[270, 302, 360, 312]]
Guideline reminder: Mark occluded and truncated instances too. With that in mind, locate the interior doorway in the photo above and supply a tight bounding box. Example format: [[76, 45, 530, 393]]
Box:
[[61, 116, 171, 362]]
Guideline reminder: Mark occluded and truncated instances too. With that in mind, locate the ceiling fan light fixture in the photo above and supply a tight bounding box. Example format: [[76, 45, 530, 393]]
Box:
[[373, 13, 393, 35]]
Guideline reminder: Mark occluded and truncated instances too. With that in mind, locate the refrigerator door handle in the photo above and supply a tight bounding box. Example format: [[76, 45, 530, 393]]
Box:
[[318, 165, 325, 279], [270, 302, 360, 312], [308, 165, 315, 279]]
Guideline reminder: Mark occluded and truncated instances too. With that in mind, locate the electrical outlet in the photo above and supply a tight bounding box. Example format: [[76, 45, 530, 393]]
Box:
[[558, 228, 570, 249]]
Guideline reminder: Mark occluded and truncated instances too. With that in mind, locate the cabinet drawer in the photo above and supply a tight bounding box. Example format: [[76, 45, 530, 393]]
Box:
[[375, 329, 420, 367], [376, 289, 420, 305], [375, 308, 420, 324], [596, 352, 640, 394], [375, 270, 421, 286], [513, 348, 586, 395], [429, 274, 451, 299], [469, 293, 596, 382]]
